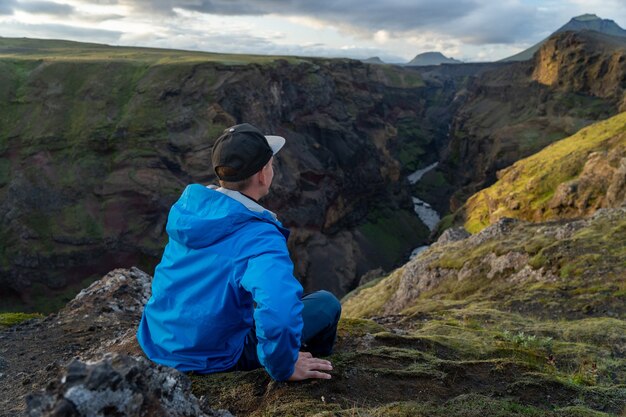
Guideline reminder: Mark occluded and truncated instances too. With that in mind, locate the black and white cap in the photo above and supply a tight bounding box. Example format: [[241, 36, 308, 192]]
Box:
[[211, 123, 285, 181]]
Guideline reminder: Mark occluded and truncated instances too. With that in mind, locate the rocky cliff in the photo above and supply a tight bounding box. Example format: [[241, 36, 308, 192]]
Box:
[[339, 209, 625, 416], [461, 111, 626, 232], [0, 38, 461, 311], [441, 31, 626, 211], [0, 268, 232, 416], [532, 31, 626, 100], [3, 29, 626, 314]]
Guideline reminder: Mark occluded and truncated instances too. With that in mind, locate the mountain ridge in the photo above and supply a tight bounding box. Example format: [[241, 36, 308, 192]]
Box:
[[503, 13, 626, 62]]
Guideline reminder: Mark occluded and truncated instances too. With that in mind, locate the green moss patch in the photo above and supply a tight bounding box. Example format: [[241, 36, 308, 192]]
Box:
[[342, 268, 403, 318], [0, 312, 43, 328]]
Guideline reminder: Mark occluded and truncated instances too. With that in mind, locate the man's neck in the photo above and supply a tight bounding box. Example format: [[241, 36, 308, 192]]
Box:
[[236, 186, 265, 202]]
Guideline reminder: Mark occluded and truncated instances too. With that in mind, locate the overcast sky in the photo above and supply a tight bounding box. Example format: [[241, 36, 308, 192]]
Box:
[[0, 0, 625, 62]]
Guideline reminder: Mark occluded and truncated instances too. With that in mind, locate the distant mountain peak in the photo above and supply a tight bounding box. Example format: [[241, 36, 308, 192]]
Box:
[[361, 56, 386, 65], [559, 13, 624, 33], [407, 51, 461, 66], [572, 13, 601, 21]]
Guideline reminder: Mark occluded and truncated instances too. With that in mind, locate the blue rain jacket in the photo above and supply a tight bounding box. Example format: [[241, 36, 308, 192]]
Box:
[[137, 184, 303, 381]]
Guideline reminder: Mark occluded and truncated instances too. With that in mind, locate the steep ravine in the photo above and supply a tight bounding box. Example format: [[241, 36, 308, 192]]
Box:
[[0, 43, 464, 311], [3, 29, 625, 313]]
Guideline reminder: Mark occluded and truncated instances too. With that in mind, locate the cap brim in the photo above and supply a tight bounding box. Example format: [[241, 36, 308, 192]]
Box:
[[265, 135, 285, 155]]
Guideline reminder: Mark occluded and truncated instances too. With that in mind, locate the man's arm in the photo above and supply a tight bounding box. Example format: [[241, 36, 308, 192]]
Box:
[[240, 226, 335, 381], [239, 227, 304, 381]]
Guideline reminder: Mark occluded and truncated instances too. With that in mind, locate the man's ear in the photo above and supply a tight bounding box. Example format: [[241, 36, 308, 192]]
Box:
[[258, 163, 270, 186]]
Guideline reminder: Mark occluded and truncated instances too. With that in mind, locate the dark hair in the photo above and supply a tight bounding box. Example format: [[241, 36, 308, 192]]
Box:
[[215, 166, 254, 191]]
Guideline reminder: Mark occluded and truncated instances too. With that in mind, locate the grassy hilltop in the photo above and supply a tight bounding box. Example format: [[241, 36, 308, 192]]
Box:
[[0, 36, 301, 65]]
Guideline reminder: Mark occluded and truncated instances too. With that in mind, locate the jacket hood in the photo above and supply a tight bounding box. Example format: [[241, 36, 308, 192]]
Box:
[[166, 184, 287, 249]]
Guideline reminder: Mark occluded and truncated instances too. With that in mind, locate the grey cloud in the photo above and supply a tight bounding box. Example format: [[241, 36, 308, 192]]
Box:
[[79, 13, 125, 22], [451, 4, 540, 44], [140, 25, 406, 62], [0, 0, 17, 15], [17, 1, 74, 15], [120, 0, 479, 30], [114, 0, 545, 45], [67, 0, 619, 48], [0, 21, 122, 44]]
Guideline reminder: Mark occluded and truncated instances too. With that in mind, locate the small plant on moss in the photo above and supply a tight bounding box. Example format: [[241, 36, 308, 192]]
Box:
[[502, 330, 553, 349], [462, 314, 483, 330], [570, 360, 598, 386]]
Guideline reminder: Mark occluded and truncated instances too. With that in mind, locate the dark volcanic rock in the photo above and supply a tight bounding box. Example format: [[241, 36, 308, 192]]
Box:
[[0, 268, 152, 416], [0, 53, 457, 308], [26, 354, 231, 417], [3, 267, 228, 416]]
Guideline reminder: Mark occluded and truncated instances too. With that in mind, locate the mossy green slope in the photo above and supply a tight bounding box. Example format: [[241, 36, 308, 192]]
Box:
[[462, 111, 626, 233]]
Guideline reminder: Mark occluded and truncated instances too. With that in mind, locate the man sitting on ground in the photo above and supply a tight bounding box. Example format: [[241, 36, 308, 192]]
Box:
[[137, 123, 341, 381]]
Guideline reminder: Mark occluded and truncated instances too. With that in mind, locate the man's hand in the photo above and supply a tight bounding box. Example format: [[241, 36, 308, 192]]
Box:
[[288, 351, 333, 381]]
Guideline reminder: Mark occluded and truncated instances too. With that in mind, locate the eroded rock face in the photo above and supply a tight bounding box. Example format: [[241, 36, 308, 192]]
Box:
[[0, 57, 452, 308], [2, 267, 231, 417], [26, 354, 230, 417], [382, 215, 592, 314], [386, 253, 457, 315], [549, 149, 626, 216], [433, 227, 470, 245], [532, 31, 626, 102], [442, 31, 626, 208]]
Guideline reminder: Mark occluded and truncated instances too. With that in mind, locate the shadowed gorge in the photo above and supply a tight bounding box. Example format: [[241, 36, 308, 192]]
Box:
[[2, 30, 626, 312], [0, 38, 462, 311]]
